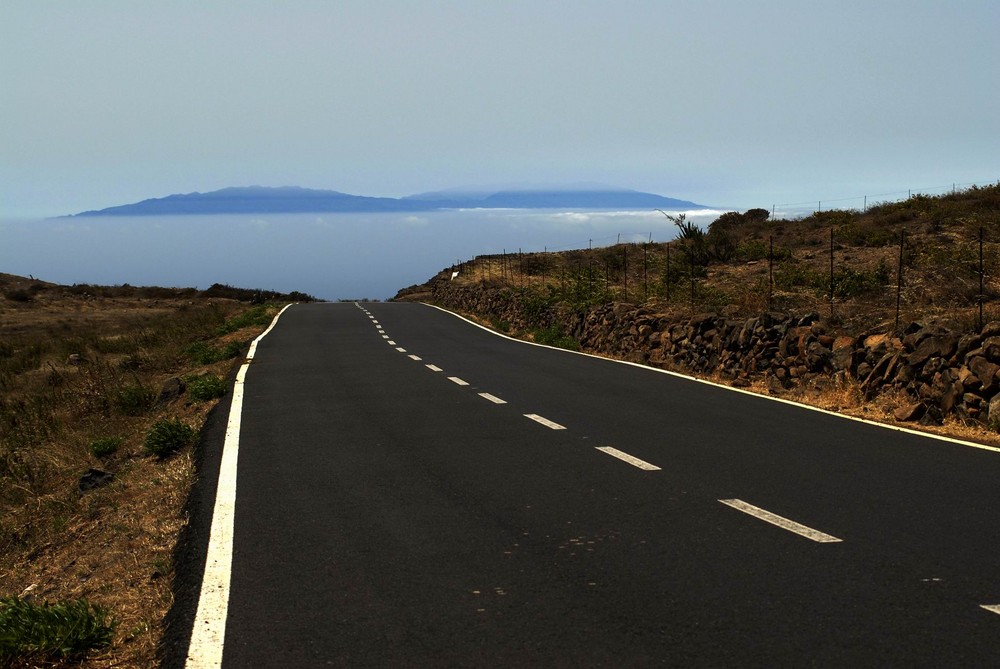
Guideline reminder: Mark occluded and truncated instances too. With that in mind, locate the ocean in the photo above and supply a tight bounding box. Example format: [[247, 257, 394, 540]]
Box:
[[0, 208, 724, 301]]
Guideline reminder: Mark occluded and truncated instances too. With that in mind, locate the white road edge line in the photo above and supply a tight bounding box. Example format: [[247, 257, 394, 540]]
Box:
[[186, 303, 293, 668], [422, 303, 1000, 455], [595, 446, 661, 471], [719, 498, 843, 543], [426, 364, 443, 372], [525, 413, 566, 430], [408, 355, 422, 361], [448, 376, 470, 386], [980, 604, 1000, 615], [478, 392, 507, 404]]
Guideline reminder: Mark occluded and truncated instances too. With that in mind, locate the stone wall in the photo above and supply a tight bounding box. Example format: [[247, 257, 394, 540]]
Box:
[[424, 278, 1000, 428]]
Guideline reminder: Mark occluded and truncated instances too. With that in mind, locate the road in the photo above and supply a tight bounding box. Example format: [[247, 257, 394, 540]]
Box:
[[165, 301, 1000, 667]]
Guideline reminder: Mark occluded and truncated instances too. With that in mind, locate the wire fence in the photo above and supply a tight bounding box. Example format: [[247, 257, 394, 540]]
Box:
[[451, 220, 1000, 335], [771, 179, 1000, 220]]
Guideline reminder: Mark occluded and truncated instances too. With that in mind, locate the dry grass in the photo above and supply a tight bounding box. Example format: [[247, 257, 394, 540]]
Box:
[[429, 186, 1000, 449], [447, 184, 1000, 335], [0, 275, 287, 667]]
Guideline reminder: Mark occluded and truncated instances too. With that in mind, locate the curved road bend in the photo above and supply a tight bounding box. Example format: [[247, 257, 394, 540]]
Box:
[[166, 301, 1000, 667]]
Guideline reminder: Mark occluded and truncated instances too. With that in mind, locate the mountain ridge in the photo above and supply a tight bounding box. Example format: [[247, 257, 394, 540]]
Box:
[[70, 185, 708, 216]]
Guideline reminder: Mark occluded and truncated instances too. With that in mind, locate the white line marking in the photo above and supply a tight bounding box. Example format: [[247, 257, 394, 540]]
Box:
[[426, 364, 443, 372], [719, 498, 843, 543], [524, 413, 566, 430], [478, 392, 507, 404], [448, 376, 469, 386], [186, 303, 293, 668], [396, 347, 407, 352], [382, 335, 389, 339], [422, 303, 1000, 455], [387, 340, 396, 345], [981, 604, 1000, 615], [408, 355, 422, 361], [595, 446, 661, 471]]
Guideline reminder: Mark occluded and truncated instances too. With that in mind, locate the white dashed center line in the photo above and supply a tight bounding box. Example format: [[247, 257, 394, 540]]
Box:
[[426, 364, 443, 372], [524, 414, 566, 430], [478, 393, 507, 404], [719, 498, 843, 543], [448, 376, 469, 386], [408, 355, 422, 361], [395, 347, 407, 353], [387, 341, 396, 345], [981, 605, 1000, 615], [595, 447, 661, 471], [382, 335, 389, 339]]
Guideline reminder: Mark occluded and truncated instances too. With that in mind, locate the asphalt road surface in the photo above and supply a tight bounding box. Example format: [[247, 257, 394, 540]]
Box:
[[166, 302, 1000, 667]]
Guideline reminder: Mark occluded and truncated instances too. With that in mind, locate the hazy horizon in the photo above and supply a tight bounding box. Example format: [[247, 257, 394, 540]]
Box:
[[3, 2, 998, 219], [0, 208, 728, 300]]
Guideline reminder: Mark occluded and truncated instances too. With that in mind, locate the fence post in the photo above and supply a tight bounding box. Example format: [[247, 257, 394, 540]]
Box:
[[895, 230, 905, 332], [623, 245, 628, 301], [643, 243, 648, 300], [829, 228, 835, 319], [689, 249, 695, 310], [588, 239, 594, 298], [979, 226, 985, 331], [768, 236, 773, 311], [665, 242, 671, 302]]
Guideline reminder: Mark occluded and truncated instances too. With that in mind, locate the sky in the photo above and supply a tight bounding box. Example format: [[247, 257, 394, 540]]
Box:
[[2, 0, 998, 218]]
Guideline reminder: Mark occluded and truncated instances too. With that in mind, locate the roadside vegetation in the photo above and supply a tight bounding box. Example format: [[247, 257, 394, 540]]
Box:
[[399, 184, 1000, 443], [412, 184, 1000, 333], [0, 277, 313, 667]]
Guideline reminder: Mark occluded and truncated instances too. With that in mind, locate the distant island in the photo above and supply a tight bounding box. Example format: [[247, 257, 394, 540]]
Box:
[[69, 185, 708, 216]]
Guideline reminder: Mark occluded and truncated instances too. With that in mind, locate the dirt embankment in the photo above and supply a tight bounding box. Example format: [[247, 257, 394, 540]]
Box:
[[401, 273, 1000, 446]]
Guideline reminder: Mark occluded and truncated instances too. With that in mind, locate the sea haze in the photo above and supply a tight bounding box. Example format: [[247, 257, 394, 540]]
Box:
[[1, 208, 724, 300]]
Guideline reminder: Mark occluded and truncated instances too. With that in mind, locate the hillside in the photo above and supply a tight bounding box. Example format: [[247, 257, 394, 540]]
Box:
[[0, 276, 314, 666], [69, 185, 707, 216], [397, 184, 1000, 439]]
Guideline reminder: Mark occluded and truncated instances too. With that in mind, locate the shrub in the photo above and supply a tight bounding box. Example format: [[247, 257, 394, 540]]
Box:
[[0, 596, 115, 662], [89, 436, 124, 458], [3, 289, 33, 303], [185, 340, 242, 365], [144, 418, 194, 457], [113, 384, 155, 416], [532, 326, 580, 351], [187, 374, 227, 401], [736, 240, 793, 262], [217, 306, 273, 335]]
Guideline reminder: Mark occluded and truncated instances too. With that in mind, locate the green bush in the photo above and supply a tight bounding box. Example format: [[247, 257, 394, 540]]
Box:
[[736, 240, 793, 262], [144, 418, 194, 457], [89, 436, 124, 458], [113, 384, 155, 416], [0, 596, 115, 662], [185, 340, 242, 365], [532, 326, 580, 351], [3, 288, 33, 303], [217, 306, 273, 335], [187, 374, 227, 401]]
